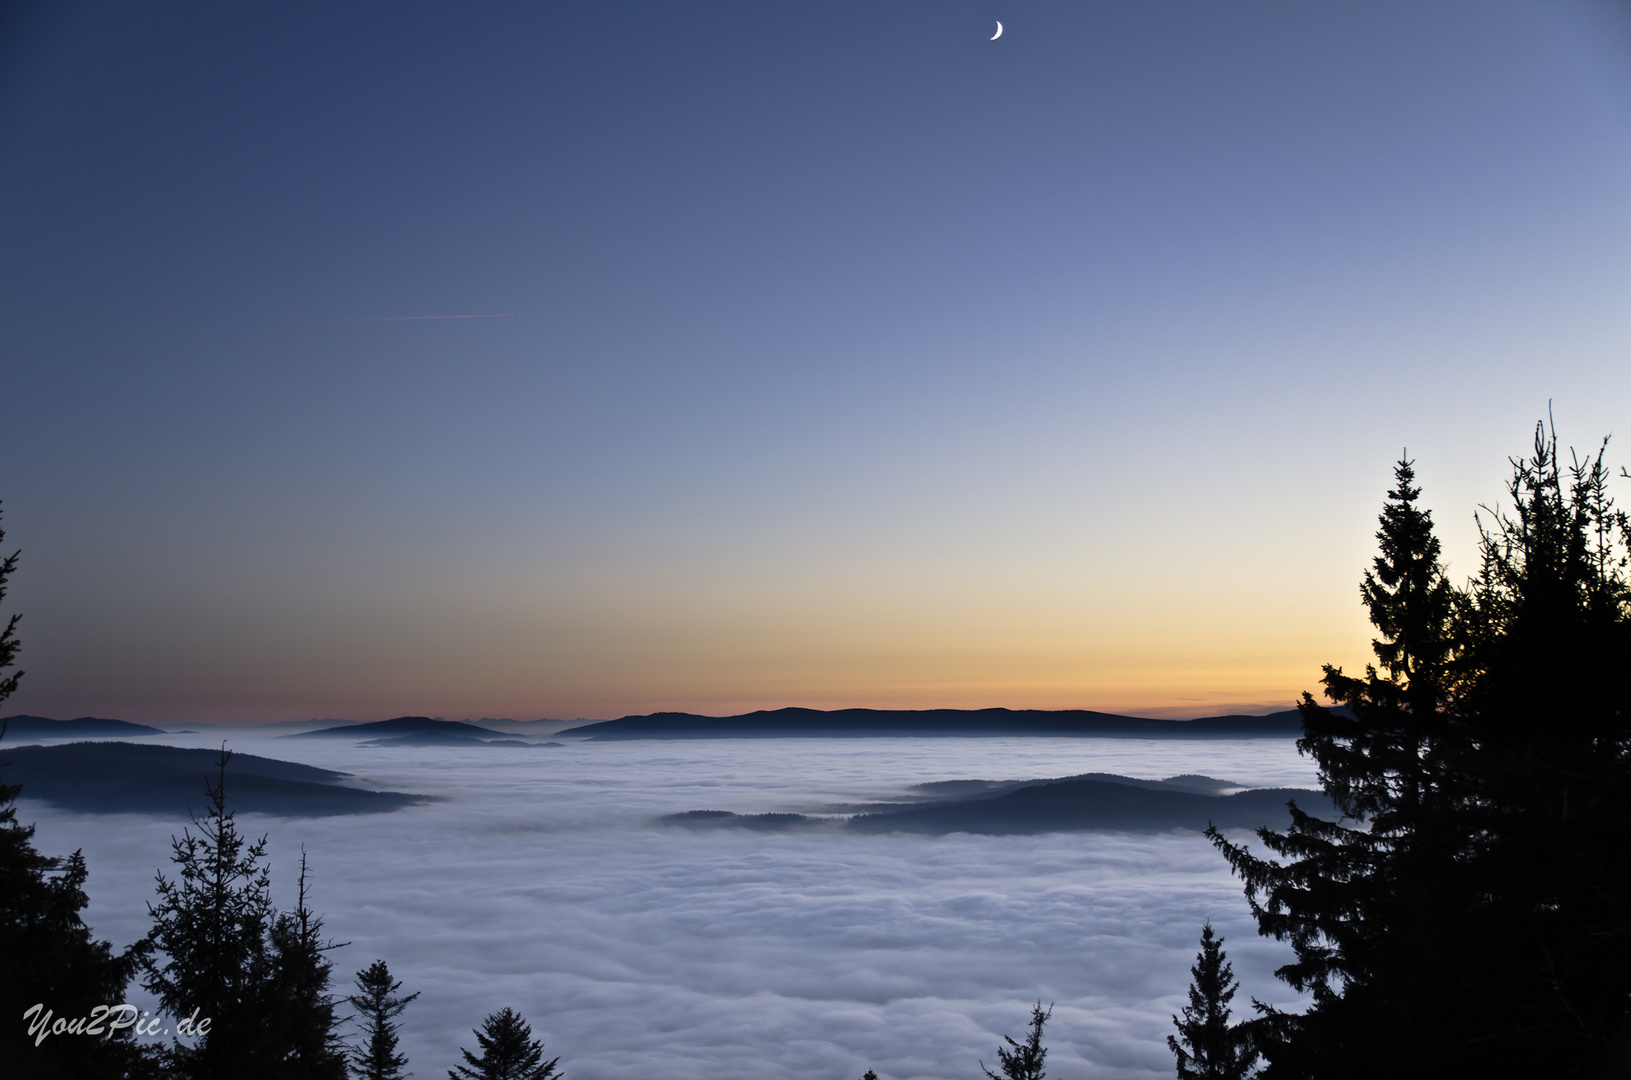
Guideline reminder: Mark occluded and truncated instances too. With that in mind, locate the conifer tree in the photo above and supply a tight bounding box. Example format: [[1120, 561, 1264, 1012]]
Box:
[[347, 959, 418, 1080], [1207, 457, 1463, 1077], [980, 1002, 1050, 1080], [143, 749, 278, 1080], [1168, 924, 1257, 1080], [1446, 425, 1631, 1073], [1208, 433, 1631, 1077], [267, 851, 350, 1080], [449, 1007, 560, 1080], [0, 504, 149, 1079]]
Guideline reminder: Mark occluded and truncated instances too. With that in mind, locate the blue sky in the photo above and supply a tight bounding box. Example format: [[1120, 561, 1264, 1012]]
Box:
[[3, 1, 1629, 721]]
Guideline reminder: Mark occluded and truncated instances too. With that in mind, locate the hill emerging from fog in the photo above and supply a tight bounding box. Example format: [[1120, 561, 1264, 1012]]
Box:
[[665, 770, 1333, 835], [2, 714, 167, 739], [2, 742, 429, 816], [563, 707, 1304, 740], [288, 716, 506, 741]]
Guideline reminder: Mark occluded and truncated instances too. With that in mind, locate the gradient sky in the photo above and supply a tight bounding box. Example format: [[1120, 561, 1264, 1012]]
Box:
[[3, 1, 1630, 723]]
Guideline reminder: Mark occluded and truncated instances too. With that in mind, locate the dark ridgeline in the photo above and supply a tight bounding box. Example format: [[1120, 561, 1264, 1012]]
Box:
[[1, 740, 429, 816], [290, 717, 506, 741], [665, 772, 1331, 835], [1207, 429, 1631, 1078], [0, 714, 167, 738], [449, 1008, 560, 1080], [558, 707, 1304, 740]]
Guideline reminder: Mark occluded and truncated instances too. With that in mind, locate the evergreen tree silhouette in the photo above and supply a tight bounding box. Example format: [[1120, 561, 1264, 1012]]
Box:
[[267, 851, 349, 1079], [1446, 424, 1631, 1073], [142, 749, 278, 1080], [145, 756, 356, 1079], [980, 1002, 1050, 1080], [1168, 923, 1257, 1080], [449, 1007, 560, 1080], [347, 960, 418, 1080], [0, 504, 151, 1079], [1208, 433, 1631, 1077]]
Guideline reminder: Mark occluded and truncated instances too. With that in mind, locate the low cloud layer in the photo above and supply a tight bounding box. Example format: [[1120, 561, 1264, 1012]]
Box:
[[23, 735, 1318, 1079]]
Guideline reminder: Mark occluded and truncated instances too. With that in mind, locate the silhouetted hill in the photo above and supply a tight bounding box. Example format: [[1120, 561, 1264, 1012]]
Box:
[[364, 731, 538, 748], [661, 772, 1331, 835], [847, 774, 1331, 834], [289, 716, 503, 740], [662, 810, 827, 831], [0, 742, 428, 816], [562, 707, 1303, 740], [2, 715, 167, 739]]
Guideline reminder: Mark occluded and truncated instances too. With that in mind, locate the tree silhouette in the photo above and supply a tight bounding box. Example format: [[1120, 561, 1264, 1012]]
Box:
[[0, 501, 21, 703], [267, 851, 349, 1079], [981, 1002, 1050, 1080], [1208, 456, 1466, 1076], [1446, 425, 1631, 1073], [1209, 432, 1631, 1077], [347, 959, 418, 1080], [143, 750, 279, 1080], [0, 503, 148, 1079], [449, 1007, 560, 1080], [1168, 923, 1257, 1080]]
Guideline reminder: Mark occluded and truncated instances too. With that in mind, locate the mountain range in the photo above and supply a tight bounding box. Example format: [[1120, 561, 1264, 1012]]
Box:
[[562, 706, 1305, 740]]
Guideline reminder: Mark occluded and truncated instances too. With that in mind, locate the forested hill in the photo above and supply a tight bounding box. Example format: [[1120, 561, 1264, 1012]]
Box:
[[558, 707, 1303, 740], [1, 714, 166, 738]]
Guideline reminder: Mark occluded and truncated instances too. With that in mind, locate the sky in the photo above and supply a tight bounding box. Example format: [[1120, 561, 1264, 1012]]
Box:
[[3, 0, 1630, 723]]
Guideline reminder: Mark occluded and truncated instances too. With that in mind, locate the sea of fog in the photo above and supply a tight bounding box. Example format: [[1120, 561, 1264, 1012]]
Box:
[[22, 734, 1321, 1080]]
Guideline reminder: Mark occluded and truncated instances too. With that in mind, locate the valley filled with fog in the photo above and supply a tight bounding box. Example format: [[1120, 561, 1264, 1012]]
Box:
[[21, 734, 1320, 1079]]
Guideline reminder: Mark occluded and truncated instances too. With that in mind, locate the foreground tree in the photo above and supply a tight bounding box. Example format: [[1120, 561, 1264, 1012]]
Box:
[[0, 504, 148, 1079], [1210, 432, 1631, 1077], [143, 752, 350, 1079], [347, 959, 419, 1080], [1168, 924, 1257, 1080], [980, 1002, 1050, 1080], [267, 852, 349, 1079], [142, 750, 279, 1079], [450, 1007, 560, 1080], [1210, 457, 1465, 1077], [1447, 427, 1631, 1072]]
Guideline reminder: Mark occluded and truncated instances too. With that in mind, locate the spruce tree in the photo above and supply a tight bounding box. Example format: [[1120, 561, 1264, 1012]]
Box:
[[980, 1002, 1050, 1080], [1208, 434, 1631, 1077], [1208, 457, 1463, 1077], [449, 1007, 560, 1080], [1446, 425, 1631, 1073], [143, 748, 279, 1080], [0, 504, 149, 1079], [1168, 924, 1257, 1080], [347, 960, 418, 1080], [267, 851, 350, 1080]]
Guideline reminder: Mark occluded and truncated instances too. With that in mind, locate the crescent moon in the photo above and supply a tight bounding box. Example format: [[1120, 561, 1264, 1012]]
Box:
[[991, 21, 1003, 39]]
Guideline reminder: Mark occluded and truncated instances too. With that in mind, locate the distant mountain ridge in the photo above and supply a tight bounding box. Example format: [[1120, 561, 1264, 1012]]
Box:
[[2, 715, 167, 739], [561, 706, 1304, 740], [1, 742, 427, 816], [289, 716, 505, 740], [663, 771, 1332, 835]]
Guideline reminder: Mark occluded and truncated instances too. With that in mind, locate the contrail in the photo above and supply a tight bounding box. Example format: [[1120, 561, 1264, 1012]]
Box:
[[347, 312, 518, 321]]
